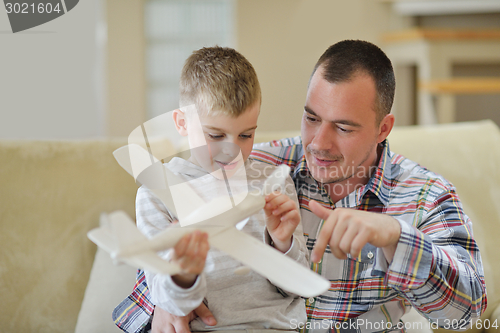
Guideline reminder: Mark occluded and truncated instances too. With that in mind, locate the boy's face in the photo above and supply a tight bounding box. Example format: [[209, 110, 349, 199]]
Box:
[[180, 102, 260, 179]]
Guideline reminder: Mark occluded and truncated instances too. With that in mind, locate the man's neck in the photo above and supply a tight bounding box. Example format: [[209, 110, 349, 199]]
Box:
[[324, 144, 383, 204]]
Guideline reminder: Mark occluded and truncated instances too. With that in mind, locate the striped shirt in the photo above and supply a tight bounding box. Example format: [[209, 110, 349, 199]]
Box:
[[113, 137, 486, 333], [251, 137, 486, 332]]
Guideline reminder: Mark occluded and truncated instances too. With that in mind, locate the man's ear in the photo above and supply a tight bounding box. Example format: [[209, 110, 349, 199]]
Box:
[[377, 113, 395, 144], [172, 109, 188, 136]]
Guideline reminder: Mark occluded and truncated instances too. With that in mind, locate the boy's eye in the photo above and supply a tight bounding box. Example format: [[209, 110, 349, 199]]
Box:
[[239, 133, 253, 139], [208, 133, 224, 140]]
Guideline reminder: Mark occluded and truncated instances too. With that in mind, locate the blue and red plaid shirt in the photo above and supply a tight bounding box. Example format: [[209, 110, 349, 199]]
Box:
[[113, 138, 486, 333]]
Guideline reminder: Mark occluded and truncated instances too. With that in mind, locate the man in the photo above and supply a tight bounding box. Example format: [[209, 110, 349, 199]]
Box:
[[116, 40, 487, 333]]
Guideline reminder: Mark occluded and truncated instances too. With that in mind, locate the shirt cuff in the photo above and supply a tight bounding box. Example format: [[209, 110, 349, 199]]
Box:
[[263, 228, 300, 260], [373, 218, 433, 290], [162, 273, 204, 295]]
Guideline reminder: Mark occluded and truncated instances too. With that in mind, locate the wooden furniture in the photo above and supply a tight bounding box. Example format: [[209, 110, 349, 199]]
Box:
[[382, 28, 500, 124]]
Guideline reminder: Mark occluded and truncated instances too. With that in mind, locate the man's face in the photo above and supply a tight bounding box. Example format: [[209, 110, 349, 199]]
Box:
[[301, 68, 382, 186], [186, 102, 259, 179]]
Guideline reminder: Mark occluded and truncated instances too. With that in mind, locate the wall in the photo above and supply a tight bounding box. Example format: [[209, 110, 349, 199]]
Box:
[[106, 0, 146, 137], [0, 0, 106, 139], [105, 0, 402, 136], [236, 0, 397, 132], [0, 0, 417, 139]]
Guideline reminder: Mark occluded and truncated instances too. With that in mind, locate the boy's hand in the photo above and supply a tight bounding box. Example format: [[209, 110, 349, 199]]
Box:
[[171, 230, 209, 288], [264, 192, 300, 253]]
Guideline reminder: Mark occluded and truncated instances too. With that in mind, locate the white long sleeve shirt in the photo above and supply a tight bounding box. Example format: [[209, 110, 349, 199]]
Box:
[[137, 157, 307, 331]]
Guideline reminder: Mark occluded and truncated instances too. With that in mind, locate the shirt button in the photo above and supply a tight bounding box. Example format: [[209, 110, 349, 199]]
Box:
[[308, 297, 315, 304], [367, 251, 374, 259]]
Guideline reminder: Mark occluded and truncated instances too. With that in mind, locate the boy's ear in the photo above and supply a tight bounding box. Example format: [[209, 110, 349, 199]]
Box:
[[172, 109, 188, 136]]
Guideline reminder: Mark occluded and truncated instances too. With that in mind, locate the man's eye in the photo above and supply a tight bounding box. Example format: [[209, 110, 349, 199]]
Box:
[[306, 116, 319, 123], [337, 126, 352, 133]]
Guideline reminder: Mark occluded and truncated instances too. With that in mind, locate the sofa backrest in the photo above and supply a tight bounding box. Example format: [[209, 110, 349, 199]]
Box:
[[0, 140, 137, 333]]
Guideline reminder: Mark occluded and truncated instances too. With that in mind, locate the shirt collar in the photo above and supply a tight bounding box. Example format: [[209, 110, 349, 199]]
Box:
[[361, 139, 393, 207], [296, 139, 394, 207], [293, 153, 309, 179]]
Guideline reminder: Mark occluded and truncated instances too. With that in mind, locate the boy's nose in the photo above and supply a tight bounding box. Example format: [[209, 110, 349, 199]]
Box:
[[220, 142, 239, 158]]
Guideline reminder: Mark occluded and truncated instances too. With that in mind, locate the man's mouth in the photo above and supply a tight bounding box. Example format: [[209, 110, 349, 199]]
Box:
[[312, 155, 338, 167]]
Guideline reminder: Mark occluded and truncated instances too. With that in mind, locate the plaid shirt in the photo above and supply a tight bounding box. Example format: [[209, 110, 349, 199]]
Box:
[[113, 138, 486, 333]]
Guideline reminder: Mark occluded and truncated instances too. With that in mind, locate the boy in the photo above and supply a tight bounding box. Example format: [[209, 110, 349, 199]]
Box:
[[114, 46, 307, 332]]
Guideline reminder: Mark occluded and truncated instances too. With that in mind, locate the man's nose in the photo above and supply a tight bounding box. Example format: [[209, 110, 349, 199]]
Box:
[[310, 123, 334, 150]]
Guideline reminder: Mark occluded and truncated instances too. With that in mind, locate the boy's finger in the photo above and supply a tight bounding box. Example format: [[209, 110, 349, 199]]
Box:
[[199, 233, 210, 257], [265, 193, 287, 210], [174, 233, 192, 259], [273, 200, 296, 216], [281, 209, 300, 225], [265, 191, 280, 202], [185, 230, 202, 258]]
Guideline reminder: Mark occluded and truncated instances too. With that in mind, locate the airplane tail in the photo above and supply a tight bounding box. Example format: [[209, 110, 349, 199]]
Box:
[[87, 211, 147, 259], [108, 211, 148, 252], [87, 211, 182, 275]]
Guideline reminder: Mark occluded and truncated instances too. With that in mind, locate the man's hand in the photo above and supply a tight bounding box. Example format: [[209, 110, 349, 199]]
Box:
[[264, 191, 301, 253], [151, 303, 217, 333], [309, 200, 401, 263]]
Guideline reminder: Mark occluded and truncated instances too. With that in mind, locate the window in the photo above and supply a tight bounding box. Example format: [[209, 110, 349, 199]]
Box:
[[145, 0, 235, 124]]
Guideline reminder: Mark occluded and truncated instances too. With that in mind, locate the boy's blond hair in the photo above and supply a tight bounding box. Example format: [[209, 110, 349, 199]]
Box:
[[179, 46, 261, 117]]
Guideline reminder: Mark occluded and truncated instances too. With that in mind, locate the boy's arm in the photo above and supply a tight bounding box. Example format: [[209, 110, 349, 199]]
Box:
[[136, 186, 208, 317], [263, 175, 309, 297], [265, 175, 308, 265]]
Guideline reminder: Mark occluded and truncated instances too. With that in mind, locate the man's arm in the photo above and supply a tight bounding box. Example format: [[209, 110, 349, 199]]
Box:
[[309, 188, 487, 329], [382, 189, 486, 328]]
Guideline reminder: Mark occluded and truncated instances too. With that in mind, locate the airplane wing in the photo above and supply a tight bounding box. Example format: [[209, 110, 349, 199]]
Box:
[[88, 210, 184, 275], [122, 251, 182, 276], [209, 227, 330, 298], [89, 210, 330, 296]]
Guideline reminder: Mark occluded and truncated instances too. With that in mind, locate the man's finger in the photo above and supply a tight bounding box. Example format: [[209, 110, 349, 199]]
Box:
[[172, 320, 192, 333], [309, 202, 337, 262], [151, 307, 192, 333], [309, 200, 331, 220], [193, 303, 217, 326], [336, 222, 359, 258]]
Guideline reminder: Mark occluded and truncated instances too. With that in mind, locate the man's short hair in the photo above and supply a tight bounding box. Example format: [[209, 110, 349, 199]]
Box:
[[179, 46, 261, 117], [312, 40, 395, 124]]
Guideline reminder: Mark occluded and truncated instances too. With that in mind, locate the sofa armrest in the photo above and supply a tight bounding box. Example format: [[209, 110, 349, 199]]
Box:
[[485, 302, 500, 333], [75, 247, 137, 332]]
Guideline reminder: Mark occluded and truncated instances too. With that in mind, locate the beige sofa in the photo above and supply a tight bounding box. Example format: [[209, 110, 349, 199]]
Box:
[[1, 120, 499, 333]]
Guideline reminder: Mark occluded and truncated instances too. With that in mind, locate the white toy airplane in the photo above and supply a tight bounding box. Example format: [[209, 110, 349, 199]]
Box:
[[88, 144, 330, 297]]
